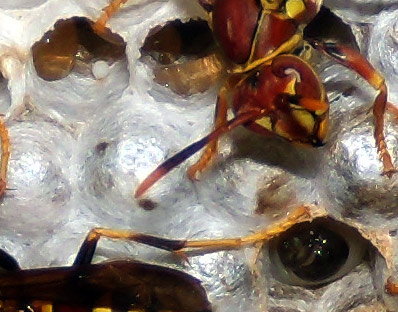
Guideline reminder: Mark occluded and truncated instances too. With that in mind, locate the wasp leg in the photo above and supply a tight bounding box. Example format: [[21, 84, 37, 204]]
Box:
[[0, 117, 9, 199], [309, 40, 396, 177], [187, 85, 229, 180], [179, 205, 312, 253], [92, 0, 130, 34], [135, 109, 266, 198], [73, 228, 189, 266], [74, 205, 311, 266]]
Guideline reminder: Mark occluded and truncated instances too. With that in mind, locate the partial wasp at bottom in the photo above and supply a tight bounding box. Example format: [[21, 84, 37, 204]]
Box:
[[0, 206, 386, 311], [0, 227, 212, 312]]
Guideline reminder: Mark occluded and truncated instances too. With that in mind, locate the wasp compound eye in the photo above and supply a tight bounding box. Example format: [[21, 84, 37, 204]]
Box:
[[269, 218, 367, 287]]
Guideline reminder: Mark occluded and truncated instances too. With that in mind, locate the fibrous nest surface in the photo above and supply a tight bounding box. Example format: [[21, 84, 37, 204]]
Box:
[[0, 1, 398, 311]]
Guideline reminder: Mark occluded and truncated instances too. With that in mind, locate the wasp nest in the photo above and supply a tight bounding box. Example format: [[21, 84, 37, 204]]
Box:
[[0, 0, 398, 311]]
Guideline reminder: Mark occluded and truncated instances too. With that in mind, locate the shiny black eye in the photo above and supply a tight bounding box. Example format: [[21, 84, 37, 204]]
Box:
[[269, 218, 367, 287], [277, 223, 349, 281]]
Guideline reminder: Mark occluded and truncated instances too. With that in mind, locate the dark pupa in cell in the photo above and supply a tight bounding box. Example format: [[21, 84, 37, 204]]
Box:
[[141, 19, 215, 65], [268, 218, 369, 287], [141, 19, 225, 96]]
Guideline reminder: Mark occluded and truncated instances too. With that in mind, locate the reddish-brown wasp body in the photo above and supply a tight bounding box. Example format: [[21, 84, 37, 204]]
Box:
[[0, 228, 211, 312], [208, 0, 318, 65], [92, 0, 397, 197]]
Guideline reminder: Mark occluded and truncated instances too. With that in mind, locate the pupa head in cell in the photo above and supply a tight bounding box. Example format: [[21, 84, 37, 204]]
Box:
[[268, 217, 368, 287]]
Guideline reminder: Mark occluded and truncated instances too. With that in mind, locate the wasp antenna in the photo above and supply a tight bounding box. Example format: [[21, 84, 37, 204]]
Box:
[[135, 110, 265, 198], [134, 134, 214, 198]]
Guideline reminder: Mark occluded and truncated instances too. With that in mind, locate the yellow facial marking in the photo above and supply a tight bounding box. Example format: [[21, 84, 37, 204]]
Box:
[[255, 116, 273, 131], [286, 0, 306, 19], [317, 118, 329, 142], [291, 109, 315, 134], [284, 78, 297, 95]]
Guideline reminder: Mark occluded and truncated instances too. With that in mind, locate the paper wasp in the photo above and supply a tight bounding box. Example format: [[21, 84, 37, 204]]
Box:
[[90, 1, 397, 198]]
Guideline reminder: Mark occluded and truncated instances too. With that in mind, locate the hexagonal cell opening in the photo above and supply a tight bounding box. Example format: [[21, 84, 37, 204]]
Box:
[[29, 16, 129, 122], [32, 16, 127, 81], [0, 121, 74, 235], [141, 19, 215, 64], [268, 217, 369, 287], [140, 19, 224, 96]]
